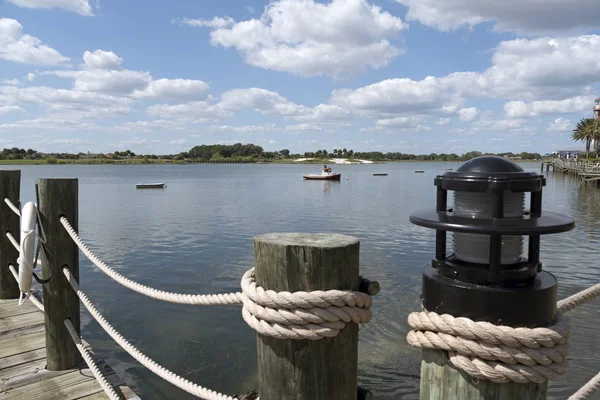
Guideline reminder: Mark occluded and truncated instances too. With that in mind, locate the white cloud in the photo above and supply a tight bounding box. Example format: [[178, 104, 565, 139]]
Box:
[[115, 120, 188, 132], [168, 139, 189, 145], [285, 124, 323, 132], [448, 36, 600, 100], [49, 51, 151, 94], [132, 79, 209, 100], [0, 105, 25, 115], [7, 0, 94, 16], [45, 50, 210, 101], [548, 118, 572, 132], [181, 17, 234, 28], [376, 116, 423, 127], [0, 117, 100, 131], [395, 0, 600, 35], [504, 96, 595, 118], [437, 118, 451, 126], [147, 101, 222, 120], [219, 88, 306, 116], [2, 79, 20, 86], [330, 77, 463, 116], [1, 85, 133, 118], [82, 50, 122, 70], [458, 107, 479, 121], [294, 104, 350, 122], [471, 119, 525, 132], [196, 0, 405, 77], [0, 18, 69, 66], [209, 123, 277, 133], [26, 73, 36, 81]]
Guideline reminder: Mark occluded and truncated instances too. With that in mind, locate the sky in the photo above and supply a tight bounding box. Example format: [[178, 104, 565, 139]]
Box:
[[1, 0, 600, 155]]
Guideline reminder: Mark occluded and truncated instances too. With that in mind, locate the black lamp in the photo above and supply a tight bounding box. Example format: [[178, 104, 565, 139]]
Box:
[[410, 156, 575, 326]]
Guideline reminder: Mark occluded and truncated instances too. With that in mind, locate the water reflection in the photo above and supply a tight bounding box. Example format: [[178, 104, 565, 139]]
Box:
[[8, 162, 600, 399]]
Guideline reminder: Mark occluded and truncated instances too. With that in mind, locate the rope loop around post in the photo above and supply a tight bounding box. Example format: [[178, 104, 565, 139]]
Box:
[[240, 268, 374, 340], [407, 281, 600, 387]]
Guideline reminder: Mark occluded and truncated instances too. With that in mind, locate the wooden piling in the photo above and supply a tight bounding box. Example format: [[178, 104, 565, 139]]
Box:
[[419, 349, 547, 399], [0, 170, 21, 299], [253, 233, 360, 400], [37, 178, 81, 371]]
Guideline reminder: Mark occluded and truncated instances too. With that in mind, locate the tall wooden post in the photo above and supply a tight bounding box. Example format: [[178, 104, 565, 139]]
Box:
[[0, 170, 21, 299], [254, 233, 359, 400], [37, 179, 81, 370]]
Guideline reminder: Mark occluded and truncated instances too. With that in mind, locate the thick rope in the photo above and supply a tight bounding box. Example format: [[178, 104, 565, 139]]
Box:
[[60, 216, 244, 305], [569, 372, 600, 400], [4, 197, 20, 217], [6, 232, 20, 252], [558, 283, 600, 313], [8, 264, 44, 312], [62, 266, 238, 400], [408, 282, 600, 385], [60, 216, 374, 340], [64, 318, 122, 400]]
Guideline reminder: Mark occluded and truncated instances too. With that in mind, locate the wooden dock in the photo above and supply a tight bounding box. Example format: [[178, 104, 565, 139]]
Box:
[[0, 298, 138, 399], [541, 159, 600, 185]]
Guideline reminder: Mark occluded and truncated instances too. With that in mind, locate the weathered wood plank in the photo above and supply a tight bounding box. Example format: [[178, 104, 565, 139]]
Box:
[[0, 312, 46, 332], [0, 348, 46, 371], [0, 331, 46, 358], [0, 322, 45, 340], [37, 178, 82, 371], [0, 170, 20, 299], [1, 369, 108, 400], [0, 356, 46, 380], [254, 233, 360, 400], [0, 298, 41, 318], [0, 298, 138, 399], [76, 385, 140, 400]]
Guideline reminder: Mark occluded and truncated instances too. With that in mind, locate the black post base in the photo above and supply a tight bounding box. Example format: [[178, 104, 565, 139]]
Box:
[[422, 264, 557, 327]]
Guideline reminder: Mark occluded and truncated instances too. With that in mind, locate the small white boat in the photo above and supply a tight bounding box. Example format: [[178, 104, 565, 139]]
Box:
[[303, 165, 341, 180], [136, 183, 166, 189]]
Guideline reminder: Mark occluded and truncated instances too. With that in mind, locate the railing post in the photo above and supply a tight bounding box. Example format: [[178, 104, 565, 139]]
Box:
[[253, 233, 359, 400], [0, 170, 21, 299], [37, 178, 81, 370]]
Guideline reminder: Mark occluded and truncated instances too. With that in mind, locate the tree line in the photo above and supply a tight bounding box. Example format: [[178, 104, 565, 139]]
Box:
[[0, 144, 542, 162]]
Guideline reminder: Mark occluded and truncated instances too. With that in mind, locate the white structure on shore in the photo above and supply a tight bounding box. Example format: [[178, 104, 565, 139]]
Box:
[[293, 158, 373, 164]]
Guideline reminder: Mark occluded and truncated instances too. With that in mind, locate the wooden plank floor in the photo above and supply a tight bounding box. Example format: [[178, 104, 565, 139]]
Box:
[[0, 299, 139, 399]]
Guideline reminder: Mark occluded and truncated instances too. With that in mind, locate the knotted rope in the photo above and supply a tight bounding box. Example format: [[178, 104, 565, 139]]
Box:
[[407, 283, 600, 390]]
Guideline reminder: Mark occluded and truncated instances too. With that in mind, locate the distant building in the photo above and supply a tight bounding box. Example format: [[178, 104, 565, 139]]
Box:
[[555, 150, 583, 159]]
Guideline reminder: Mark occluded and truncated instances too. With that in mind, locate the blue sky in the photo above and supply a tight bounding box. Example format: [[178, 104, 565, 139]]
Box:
[[1, 0, 600, 155]]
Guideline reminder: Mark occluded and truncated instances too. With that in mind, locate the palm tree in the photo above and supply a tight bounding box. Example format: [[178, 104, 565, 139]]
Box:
[[572, 118, 600, 158]]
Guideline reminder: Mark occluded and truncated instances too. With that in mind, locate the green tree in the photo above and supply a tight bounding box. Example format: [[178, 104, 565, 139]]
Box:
[[572, 118, 600, 158]]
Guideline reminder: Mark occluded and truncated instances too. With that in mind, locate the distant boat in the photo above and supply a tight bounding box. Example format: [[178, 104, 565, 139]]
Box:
[[136, 183, 166, 189], [445, 168, 454, 171], [414, 170, 424, 173], [303, 165, 341, 181], [373, 173, 388, 176]]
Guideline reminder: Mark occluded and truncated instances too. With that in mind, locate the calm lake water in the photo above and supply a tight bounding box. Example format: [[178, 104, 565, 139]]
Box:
[[11, 162, 600, 399]]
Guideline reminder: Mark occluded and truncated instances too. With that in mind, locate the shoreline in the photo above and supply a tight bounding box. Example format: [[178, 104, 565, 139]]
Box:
[[0, 158, 543, 166]]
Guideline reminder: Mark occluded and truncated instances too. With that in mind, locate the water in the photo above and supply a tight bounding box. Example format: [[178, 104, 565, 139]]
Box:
[[10, 162, 600, 399]]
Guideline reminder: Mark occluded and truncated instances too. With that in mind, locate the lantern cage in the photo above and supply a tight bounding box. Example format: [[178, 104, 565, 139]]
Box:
[[410, 156, 575, 326]]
